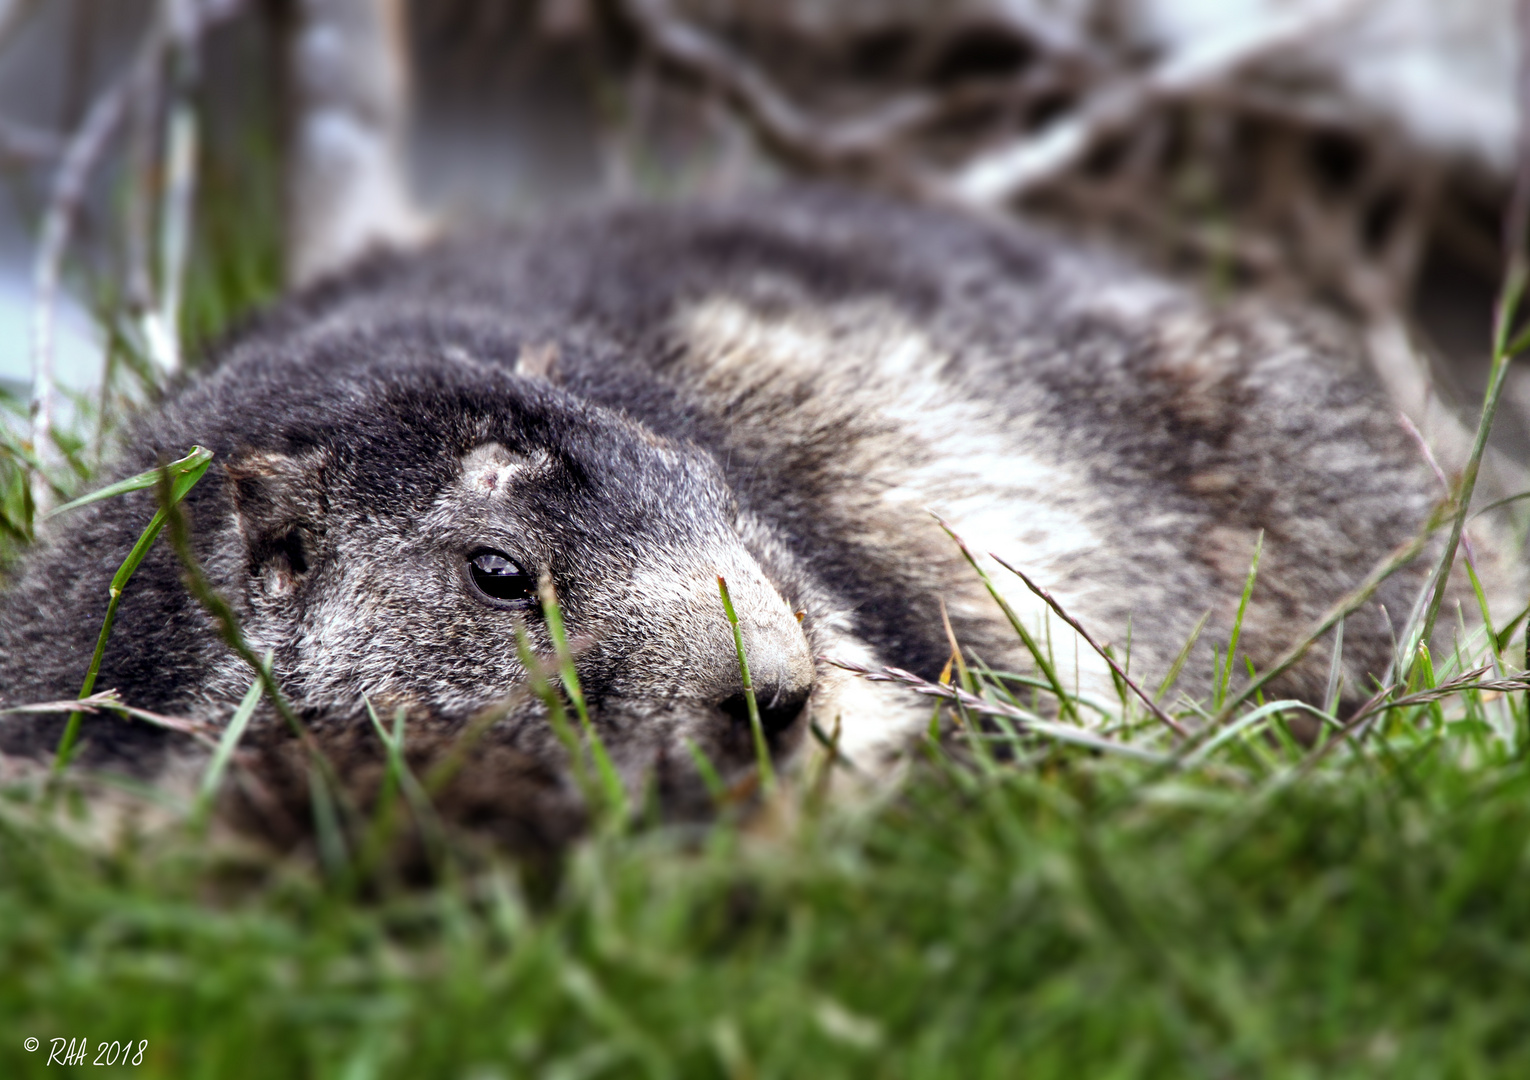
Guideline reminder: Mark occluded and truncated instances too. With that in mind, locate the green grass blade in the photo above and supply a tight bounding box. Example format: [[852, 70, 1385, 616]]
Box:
[[1156, 609, 1211, 705], [309, 760, 350, 881], [1181, 699, 1329, 768], [682, 737, 727, 805], [360, 698, 453, 882], [1469, 488, 1530, 522], [718, 575, 776, 793], [989, 551, 1187, 737], [0, 425, 68, 505], [1323, 617, 1345, 716], [1415, 643, 1438, 691], [362, 698, 405, 839], [1218, 531, 1263, 708], [539, 576, 627, 823], [45, 445, 213, 518], [1462, 557, 1505, 672], [1495, 600, 1530, 656], [512, 616, 594, 805], [192, 668, 264, 827], [1501, 318, 1530, 360], [157, 464, 367, 873]]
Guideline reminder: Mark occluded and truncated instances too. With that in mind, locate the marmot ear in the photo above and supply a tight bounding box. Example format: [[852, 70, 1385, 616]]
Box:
[[225, 449, 328, 591], [514, 341, 560, 380]]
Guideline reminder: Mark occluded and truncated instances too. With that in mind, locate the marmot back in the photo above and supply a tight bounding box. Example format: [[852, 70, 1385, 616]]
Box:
[[0, 188, 1506, 804]]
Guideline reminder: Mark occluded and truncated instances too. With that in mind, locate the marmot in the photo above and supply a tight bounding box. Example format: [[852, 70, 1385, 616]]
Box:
[[0, 188, 1507, 804]]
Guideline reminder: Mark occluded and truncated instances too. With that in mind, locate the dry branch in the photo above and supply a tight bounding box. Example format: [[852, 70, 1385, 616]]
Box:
[[122, 38, 164, 318], [825, 656, 1170, 763], [28, 37, 152, 511], [283, 0, 427, 286], [939, 0, 1366, 206], [141, 0, 203, 376], [0, 689, 219, 748], [617, 0, 1100, 180], [26, 0, 242, 510], [618, 0, 936, 169]]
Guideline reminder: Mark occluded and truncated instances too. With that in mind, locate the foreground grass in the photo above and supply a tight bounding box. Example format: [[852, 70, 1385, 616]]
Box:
[[4, 705, 1530, 1078]]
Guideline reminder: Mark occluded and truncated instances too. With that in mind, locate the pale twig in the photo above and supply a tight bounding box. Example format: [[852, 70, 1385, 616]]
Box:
[[1350, 666, 1522, 724], [985, 4, 1100, 65], [283, 0, 425, 285], [988, 553, 1189, 738], [1, 689, 219, 748], [122, 44, 163, 317], [1295, 664, 1525, 774], [0, 690, 127, 716], [825, 657, 1168, 763], [105, 702, 220, 747], [940, 0, 1365, 206], [1507, 0, 1530, 273], [1397, 411, 1476, 568], [619, 0, 935, 167], [127, 0, 240, 332], [618, 0, 1091, 176], [141, 0, 202, 376]]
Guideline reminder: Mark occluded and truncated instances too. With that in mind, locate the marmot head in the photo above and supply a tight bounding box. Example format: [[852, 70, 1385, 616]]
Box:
[[208, 350, 815, 783]]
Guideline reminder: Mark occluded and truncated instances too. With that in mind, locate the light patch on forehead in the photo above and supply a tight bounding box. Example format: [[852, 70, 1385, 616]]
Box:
[[459, 442, 553, 497]]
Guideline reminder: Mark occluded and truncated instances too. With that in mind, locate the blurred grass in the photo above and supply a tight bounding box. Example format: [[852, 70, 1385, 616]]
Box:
[[4, 699, 1530, 1078], [178, 109, 282, 362]]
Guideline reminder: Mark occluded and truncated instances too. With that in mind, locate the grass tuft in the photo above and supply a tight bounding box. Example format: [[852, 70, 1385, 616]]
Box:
[[718, 574, 776, 794]]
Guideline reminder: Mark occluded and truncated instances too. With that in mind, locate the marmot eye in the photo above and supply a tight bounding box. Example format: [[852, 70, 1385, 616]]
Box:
[[467, 550, 536, 606]]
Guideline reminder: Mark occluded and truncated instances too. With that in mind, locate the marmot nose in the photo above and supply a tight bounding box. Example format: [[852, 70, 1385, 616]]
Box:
[[719, 681, 811, 736]]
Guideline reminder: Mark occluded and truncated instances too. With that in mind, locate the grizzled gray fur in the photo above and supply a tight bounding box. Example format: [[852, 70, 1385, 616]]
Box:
[[0, 187, 1502, 802]]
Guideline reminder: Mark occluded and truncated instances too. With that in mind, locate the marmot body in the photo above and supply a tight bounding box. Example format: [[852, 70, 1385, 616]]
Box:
[[0, 189, 1489, 795]]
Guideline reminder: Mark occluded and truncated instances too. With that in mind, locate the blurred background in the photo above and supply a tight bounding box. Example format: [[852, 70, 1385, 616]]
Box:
[[0, 0, 1524, 515]]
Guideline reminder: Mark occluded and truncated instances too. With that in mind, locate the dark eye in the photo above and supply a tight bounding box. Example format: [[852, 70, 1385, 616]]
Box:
[[466, 550, 536, 607]]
